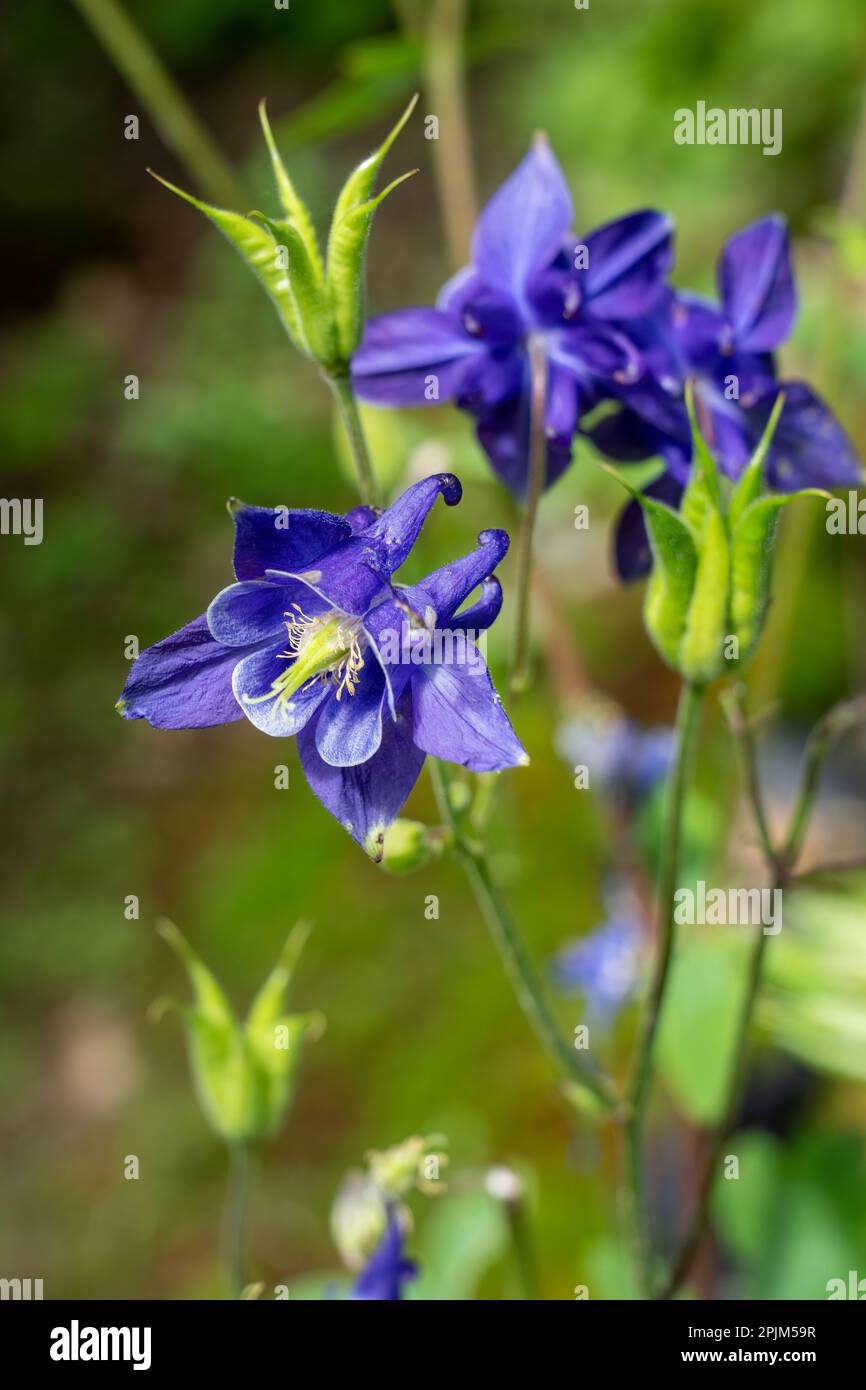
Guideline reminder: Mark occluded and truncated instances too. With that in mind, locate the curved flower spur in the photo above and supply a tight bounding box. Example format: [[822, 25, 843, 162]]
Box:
[[117, 474, 526, 859]]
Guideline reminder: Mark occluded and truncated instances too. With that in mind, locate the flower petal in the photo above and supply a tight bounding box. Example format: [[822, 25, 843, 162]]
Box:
[[117, 614, 246, 729], [298, 691, 426, 859], [399, 528, 510, 626], [229, 500, 351, 581], [756, 382, 862, 490], [472, 136, 573, 303], [359, 472, 463, 575], [351, 308, 484, 405], [475, 390, 573, 498], [718, 215, 796, 353], [231, 644, 330, 737], [208, 579, 324, 646], [264, 472, 463, 618], [579, 210, 674, 319], [450, 576, 503, 632], [314, 660, 387, 767], [410, 652, 527, 772]]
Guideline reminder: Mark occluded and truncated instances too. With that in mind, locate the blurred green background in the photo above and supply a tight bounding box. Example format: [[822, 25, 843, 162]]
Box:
[[2, 0, 866, 1299]]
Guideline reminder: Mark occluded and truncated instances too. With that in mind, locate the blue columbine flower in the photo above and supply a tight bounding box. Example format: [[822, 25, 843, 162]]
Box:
[[348, 1209, 417, 1300], [551, 887, 643, 1026], [117, 474, 526, 859], [556, 702, 673, 808], [589, 215, 862, 578], [352, 136, 672, 498]]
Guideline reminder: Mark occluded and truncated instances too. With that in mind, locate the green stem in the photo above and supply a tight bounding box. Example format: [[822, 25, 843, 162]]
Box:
[[325, 372, 381, 508], [221, 1142, 251, 1299], [509, 337, 548, 697], [422, 0, 478, 269], [782, 694, 866, 870], [71, 0, 243, 209], [429, 759, 617, 1109], [626, 680, 704, 1293]]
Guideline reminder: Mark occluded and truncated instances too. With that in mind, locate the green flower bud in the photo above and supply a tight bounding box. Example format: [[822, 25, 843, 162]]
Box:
[[154, 919, 323, 1145], [148, 96, 417, 373], [611, 386, 828, 685], [380, 819, 448, 875]]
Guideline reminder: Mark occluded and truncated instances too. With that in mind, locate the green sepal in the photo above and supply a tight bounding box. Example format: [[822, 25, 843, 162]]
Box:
[[679, 506, 730, 683], [729, 489, 829, 662], [247, 211, 338, 366], [606, 467, 698, 670], [681, 378, 723, 534], [148, 172, 308, 351], [325, 94, 418, 359], [258, 99, 324, 281], [728, 390, 786, 529]]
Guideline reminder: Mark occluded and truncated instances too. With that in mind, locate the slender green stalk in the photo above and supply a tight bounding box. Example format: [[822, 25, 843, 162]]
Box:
[[71, 0, 243, 209], [509, 337, 548, 697], [782, 694, 866, 870], [429, 759, 616, 1108], [626, 680, 704, 1293], [221, 1142, 251, 1299], [659, 910, 772, 1300], [422, 0, 478, 268], [325, 371, 381, 508], [660, 687, 866, 1298]]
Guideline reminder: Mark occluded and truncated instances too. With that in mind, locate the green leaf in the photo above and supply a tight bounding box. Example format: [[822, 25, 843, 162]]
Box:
[[325, 94, 419, 359], [657, 935, 748, 1126], [728, 391, 786, 529], [729, 489, 828, 662]]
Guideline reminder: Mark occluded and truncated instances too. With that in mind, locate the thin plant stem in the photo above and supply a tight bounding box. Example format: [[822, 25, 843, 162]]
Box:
[[509, 337, 548, 697], [421, 0, 478, 268], [660, 687, 866, 1298], [221, 1142, 251, 1299], [428, 759, 617, 1110], [782, 694, 866, 871], [325, 371, 381, 508], [625, 680, 704, 1294], [72, 0, 243, 209]]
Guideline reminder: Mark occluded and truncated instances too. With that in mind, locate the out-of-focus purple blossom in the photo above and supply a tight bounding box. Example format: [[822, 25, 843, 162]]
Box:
[[590, 216, 862, 579], [556, 703, 673, 807], [348, 1209, 417, 1300], [352, 137, 672, 498], [551, 900, 643, 1025]]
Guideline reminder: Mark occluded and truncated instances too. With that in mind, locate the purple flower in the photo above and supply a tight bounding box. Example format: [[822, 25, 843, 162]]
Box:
[[556, 705, 673, 807], [117, 475, 527, 859], [352, 137, 672, 497], [349, 1210, 416, 1300], [551, 899, 642, 1025], [591, 216, 861, 578]]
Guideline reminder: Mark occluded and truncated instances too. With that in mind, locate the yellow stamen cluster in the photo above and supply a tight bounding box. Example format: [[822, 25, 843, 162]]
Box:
[[241, 604, 365, 717]]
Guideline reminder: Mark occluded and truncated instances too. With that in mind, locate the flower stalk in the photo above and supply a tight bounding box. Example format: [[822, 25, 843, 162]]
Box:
[[509, 337, 549, 697], [626, 678, 704, 1293]]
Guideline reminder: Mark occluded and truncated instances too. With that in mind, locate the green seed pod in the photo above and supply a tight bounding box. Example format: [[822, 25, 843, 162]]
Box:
[[380, 819, 448, 875], [609, 384, 826, 685], [155, 919, 323, 1145]]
